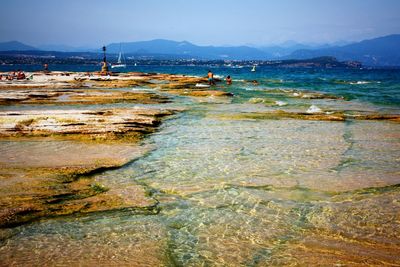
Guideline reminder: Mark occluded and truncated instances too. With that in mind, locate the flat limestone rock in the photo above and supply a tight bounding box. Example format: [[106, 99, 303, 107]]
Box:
[[166, 89, 233, 97], [0, 71, 208, 90], [0, 107, 175, 139], [0, 106, 176, 227], [0, 72, 181, 228], [0, 140, 157, 227], [0, 88, 170, 105]]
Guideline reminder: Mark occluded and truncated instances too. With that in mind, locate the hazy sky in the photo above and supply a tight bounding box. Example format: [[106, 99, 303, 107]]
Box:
[[1, 0, 399, 47]]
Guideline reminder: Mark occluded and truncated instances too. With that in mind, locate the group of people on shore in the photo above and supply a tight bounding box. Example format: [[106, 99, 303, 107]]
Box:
[[207, 70, 232, 85], [0, 70, 26, 81], [0, 64, 50, 81]]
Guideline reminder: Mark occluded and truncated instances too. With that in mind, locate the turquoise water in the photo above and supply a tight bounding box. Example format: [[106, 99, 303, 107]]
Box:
[[2, 64, 400, 106], [0, 66, 399, 265]]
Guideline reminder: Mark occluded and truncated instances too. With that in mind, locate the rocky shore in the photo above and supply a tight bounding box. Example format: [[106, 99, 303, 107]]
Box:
[[0, 70, 398, 230], [0, 108, 174, 140], [0, 69, 399, 266], [0, 71, 234, 229]]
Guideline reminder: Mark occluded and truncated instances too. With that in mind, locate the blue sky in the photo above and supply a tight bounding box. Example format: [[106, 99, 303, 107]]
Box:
[[1, 0, 399, 47]]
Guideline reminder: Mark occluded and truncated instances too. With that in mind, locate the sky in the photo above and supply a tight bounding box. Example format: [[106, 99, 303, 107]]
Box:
[[1, 0, 400, 48]]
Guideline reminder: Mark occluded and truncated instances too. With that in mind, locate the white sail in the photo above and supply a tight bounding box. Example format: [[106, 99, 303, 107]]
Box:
[[117, 52, 122, 63], [111, 44, 126, 68]]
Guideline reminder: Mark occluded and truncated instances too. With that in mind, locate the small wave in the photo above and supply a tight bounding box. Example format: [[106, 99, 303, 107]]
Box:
[[332, 79, 379, 85], [306, 105, 322, 114], [349, 81, 371, 85], [195, 83, 210, 88], [275, 100, 287, 106], [264, 79, 284, 83], [242, 87, 263, 91]]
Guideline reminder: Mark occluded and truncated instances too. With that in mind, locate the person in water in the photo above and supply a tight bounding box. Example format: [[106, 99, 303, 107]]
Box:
[[207, 70, 215, 85], [226, 75, 232, 85]]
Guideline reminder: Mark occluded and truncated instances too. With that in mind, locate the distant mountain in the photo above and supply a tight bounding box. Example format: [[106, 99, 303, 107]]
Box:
[[107, 39, 269, 60], [38, 44, 95, 52], [0, 41, 37, 51], [2, 35, 400, 65], [258, 43, 316, 59], [288, 34, 400, 66], [253, 40, 356, 59]]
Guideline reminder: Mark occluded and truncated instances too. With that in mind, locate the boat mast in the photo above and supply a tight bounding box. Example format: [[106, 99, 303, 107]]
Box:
[[118, 43, 122, 63]]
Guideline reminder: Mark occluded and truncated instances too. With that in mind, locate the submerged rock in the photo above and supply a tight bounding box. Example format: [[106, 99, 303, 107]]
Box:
[[0, 71, 185, 228], [217, 111, 346, 121], [215, 110, 400, 122], [0, 140, 158, 228], [166, 89, 233, 97]]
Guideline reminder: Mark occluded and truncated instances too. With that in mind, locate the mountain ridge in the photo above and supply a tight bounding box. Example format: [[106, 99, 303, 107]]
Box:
[[1, 34, 399, 66], [0, 41, 38, 51], [106, 39, 269, 60], [287, 34, 400, 66]]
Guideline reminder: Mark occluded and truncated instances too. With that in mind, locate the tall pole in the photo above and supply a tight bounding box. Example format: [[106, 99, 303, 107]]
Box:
[[101, 45, 109, 74], [102, 46, 107, 63]]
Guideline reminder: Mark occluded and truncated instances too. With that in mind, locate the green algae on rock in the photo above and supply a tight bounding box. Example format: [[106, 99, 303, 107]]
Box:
[[0, 140, 158, 228], [211, 110, 400, 122]]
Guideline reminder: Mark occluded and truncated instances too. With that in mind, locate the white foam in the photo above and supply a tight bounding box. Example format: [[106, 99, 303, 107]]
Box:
[[195, 83, 210, 88], [306, 105, 322, 114], [350, 81, 371, 85], [275, 100, 287, 106], [242, 87, 262, 91]]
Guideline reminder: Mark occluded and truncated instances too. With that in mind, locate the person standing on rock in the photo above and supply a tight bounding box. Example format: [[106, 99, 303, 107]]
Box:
[[208, 70, 215, 85], [43, 63, 50, 74]]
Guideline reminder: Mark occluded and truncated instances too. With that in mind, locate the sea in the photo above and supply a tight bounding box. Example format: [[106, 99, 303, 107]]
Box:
[[1, 63, 400, 107], [0, 64, 399, 265]]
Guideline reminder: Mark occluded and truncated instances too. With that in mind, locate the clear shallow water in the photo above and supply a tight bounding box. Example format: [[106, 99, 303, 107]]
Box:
[[0, 66, 400, 265]]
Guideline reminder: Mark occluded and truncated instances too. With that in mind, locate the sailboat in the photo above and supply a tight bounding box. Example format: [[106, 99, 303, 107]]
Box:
[[111, 44, 126, 69], [251, 65, 256, 72]]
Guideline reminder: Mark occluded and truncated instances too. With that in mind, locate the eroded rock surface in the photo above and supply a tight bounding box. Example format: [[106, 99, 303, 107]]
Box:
[[0, 72, 185, 227], [0, 89, 170, 105], [0, 140, 158, 228], [214, 110, 400, 122], [0, 108, 175, 140], [0, 71, 233, 98]]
